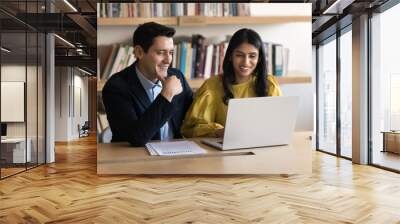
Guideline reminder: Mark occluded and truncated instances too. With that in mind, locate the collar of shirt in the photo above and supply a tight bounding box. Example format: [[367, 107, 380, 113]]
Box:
[[135, 65, 163, 100]]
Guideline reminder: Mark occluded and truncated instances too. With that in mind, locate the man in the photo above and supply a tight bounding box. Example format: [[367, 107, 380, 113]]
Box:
[[102, 22, 193, 146]]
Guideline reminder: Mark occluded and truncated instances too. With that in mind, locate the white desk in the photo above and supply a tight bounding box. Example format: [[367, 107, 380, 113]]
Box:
[[1, 138, 31, 163]]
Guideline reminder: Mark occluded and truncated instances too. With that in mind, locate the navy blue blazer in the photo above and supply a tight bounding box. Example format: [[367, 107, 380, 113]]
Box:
[[102, 63, 193, 146]]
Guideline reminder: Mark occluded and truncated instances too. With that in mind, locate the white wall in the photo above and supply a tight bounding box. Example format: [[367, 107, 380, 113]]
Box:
[[249, 3, 310, 16], [2, 64, 46, 163], [281, 83, 314, 131], [72, 73, 89, 138], [1, 65, 26, 81], [55, 67, 89, 141], [55, 67, 67, 141], [1, 65, 34, 137]]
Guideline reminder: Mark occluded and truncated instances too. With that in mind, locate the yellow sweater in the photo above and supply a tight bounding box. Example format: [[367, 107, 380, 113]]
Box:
[[181, 75, 282, 137]]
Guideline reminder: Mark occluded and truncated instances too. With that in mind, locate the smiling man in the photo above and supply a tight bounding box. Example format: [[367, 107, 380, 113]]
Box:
[[102, 22, 193, 146]]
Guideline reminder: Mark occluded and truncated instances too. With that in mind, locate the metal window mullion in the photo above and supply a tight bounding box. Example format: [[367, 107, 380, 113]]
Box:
[[72, 68, 75, 118], [36, 0, 39, 167], [25, 1, 28, 171], [367, 11, 373, 165], [44, 31, 47, 165], [316, 45, 320, 150], [0, 25, 2, 179], [336, 28, 341, 157]]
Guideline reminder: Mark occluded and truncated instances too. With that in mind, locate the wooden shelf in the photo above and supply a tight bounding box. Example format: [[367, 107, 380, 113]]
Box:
[[98, 16, 311, 27], [98, 75, 311, 92], [188, 76, 312, 90], [98, 15, 312, 92], [178, 16, 310, 26], [98, 17, 177, 26], [275, 76, 312, 84]]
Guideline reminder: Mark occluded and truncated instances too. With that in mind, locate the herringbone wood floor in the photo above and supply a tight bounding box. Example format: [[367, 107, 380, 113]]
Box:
[[1, 135, 400, 224]]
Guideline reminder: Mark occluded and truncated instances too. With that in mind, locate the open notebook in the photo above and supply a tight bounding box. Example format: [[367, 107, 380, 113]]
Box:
[[145, 141, 207, 156]]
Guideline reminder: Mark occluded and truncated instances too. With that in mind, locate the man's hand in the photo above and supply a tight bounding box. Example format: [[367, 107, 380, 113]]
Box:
[[159, 75, 183, 102]]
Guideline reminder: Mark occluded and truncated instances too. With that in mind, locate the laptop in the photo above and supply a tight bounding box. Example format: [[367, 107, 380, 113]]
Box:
[[201, 96, 299, 150]]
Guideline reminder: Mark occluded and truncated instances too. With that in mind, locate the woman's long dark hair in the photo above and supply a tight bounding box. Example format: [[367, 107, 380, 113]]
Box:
[[222, 28, 268, 104]]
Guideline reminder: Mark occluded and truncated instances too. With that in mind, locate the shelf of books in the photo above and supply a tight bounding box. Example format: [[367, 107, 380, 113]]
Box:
[[99, 3, 252, 18], [97, 3, 310, 26], [98, 16, 310, 26], [97, 3, 311, 92], [98, 17, 177, 26], [98, 36, 311, 92]]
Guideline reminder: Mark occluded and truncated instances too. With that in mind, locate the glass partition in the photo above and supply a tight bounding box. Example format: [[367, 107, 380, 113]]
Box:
[[27, 31, 38, 169], [0, 1, 28, 177], [339, 28, 352, 158], [371, 3, 400, 171], [0, 0, 46, 179], [317, 36, 337, 155], [37, 32, 45, 165]]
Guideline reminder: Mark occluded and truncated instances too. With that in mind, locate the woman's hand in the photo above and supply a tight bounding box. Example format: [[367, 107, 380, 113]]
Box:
[[215, 128, 225, 138]]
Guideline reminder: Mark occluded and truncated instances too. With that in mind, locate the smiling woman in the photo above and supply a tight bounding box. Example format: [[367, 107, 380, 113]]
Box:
[[180, 28, 282, 138], [232, 42, 259, 83]]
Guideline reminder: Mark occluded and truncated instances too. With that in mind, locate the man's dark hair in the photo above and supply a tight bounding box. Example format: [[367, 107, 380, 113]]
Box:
[[133, 22, 175, 53]]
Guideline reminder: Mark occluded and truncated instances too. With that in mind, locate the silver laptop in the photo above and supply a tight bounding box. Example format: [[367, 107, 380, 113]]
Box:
[[201, 96, 299, 150]]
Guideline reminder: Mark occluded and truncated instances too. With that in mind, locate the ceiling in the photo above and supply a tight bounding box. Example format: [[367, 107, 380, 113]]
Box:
[[0, 0, 97, 74], [0, 0, 393, 75], [307, 0, 389, 43]]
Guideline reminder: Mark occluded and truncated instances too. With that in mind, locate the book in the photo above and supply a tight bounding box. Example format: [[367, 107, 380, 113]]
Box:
[[145, 140, 207, 156], [204, 44, 214, 79], [101, 44, 118, 80], [99, 3, 251, 18], [273, 44, 283, 76], [282, 47, 289, 76], [99, 39, 289, 81], [185, 42, 192, 80], [179, 42, 187, 76]]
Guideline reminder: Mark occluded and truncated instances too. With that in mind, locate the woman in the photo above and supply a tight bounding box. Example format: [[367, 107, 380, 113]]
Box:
[[181, 28, 282, 138]]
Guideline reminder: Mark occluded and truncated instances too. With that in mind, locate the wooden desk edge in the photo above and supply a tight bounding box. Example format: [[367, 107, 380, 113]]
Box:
[[97, 132, 312, 175]]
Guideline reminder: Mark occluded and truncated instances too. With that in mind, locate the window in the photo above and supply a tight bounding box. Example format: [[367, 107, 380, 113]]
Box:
[[0, 1, 47, 179], [339, 28, 352, 158], [370, 2, 400, 171], [317, 36, 337, 154]]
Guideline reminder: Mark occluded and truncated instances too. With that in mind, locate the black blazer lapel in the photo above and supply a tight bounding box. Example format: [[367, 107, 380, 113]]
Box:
[[126, 63, 151, 109]]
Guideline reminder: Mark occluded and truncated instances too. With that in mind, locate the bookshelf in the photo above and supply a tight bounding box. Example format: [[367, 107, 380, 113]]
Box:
[[98, 17, 177, 26], [97, 4, 312, 91], [97, 3, 314, 132], [98, 16, 311, 26]]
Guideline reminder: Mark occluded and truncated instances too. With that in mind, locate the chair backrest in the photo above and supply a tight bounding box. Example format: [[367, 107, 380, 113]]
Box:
[[97, 112, 111, 143], [82, 121, 90, 129], [97, 113, 109, 131], [100, 127, 112, 143]]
